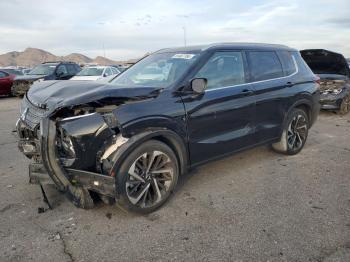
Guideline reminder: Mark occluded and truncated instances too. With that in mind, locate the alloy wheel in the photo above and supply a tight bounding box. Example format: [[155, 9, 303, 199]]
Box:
[[287, 114, 308, 151], [125, 150, 175, 208]]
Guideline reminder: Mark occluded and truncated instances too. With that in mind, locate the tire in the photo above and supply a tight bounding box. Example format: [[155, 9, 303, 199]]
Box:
[[115, 140, 179, 214], [272, 108, 309, 155], [338, 94, 350, 115]]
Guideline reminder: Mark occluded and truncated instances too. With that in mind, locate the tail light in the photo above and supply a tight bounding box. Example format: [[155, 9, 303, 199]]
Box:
[[314, 74, 321, 85]]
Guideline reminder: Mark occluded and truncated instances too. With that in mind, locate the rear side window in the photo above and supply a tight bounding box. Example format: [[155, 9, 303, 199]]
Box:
[[247, 51, 283, 81], [195, 51, 246, 90], [278, 51, 297, 76]]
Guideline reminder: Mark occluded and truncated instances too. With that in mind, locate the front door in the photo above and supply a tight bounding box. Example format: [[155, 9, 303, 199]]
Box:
[[181, 51, 256, 165]]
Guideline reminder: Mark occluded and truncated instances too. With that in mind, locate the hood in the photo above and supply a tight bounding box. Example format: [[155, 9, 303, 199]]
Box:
[[27, 80, 162, 111], [14, 75, 45, 81], [70, 75, 101, 81], [300, 49, 350, 77]]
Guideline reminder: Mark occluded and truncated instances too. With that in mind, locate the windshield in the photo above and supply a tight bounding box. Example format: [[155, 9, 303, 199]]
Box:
[[29, 64, 56, 75], [3, 69, 23, 76], [111, 52, 199, 88], [77, 67, 104, 76]]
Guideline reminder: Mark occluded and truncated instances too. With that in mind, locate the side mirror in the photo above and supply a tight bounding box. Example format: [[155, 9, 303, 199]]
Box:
[[103, 73, 107, 77], [191, 78, 207, 94]]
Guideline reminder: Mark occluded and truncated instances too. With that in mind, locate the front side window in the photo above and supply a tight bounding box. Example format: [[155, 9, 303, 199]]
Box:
[[56, 65, 68, 75], [111, 52, 199, 88], [195, 51, 245, 90], [247, 51, 283, 81]]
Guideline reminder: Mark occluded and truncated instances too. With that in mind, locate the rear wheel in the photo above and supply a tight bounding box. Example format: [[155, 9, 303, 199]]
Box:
[[339, 94, 350, 115], [115, 140, 179, 214], [272, 108, 309, 155]]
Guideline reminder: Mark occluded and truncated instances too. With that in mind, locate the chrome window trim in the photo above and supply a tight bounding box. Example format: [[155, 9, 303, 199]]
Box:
[[206, 54, 298, 92], [60, 113, 97, 122]]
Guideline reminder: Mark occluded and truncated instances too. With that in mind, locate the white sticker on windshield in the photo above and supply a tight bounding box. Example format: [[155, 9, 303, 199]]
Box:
[[172, 54, 196, 59]]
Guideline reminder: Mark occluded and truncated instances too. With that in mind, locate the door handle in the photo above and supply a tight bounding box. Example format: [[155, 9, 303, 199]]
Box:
[[241, 89, 254, 96], [286, 82, 294, 87]]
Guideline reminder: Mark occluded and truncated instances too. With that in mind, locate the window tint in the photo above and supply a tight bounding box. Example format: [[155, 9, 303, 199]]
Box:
[[111, 67, 119, 74], [195, 51, 245, 89], [0, 71, 8, 78], [56, 65, 68, 75], [66, 64, 78, 75], [247, 51, 283, 81], [105, 68, 113, 76], [278, 51, 296, 76]]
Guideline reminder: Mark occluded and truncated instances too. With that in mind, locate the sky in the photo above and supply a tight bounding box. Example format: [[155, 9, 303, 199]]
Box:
[[0, 0, 349, 60]]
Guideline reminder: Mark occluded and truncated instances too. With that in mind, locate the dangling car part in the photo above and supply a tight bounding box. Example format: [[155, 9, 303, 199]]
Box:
[[301, 49, 350, 114]]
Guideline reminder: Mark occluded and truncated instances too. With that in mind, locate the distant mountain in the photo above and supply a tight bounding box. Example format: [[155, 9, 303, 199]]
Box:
[[0, 47, 130, 67]]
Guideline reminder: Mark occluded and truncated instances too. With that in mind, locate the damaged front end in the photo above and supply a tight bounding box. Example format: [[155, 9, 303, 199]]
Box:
[[17, 95, 131, 208], [318, 76, 349, 109]]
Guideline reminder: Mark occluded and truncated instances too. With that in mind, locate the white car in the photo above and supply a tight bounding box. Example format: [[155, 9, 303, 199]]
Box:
[[70, 66, 120, 81]]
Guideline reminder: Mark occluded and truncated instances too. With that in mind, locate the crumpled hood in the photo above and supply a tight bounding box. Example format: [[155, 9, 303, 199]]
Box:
[[15, 75, 45, 81], [27, 80, 161, 110]]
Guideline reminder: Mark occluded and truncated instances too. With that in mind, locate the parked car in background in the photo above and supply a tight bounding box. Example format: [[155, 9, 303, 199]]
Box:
[[0, 70, 15, 96], [301, 49, 350, 114], [70, 66, 120, 81], [22, 68, 32, 75], [111, 65, 126, 72], [17, 43, 320, 213], [11, 61, 81, 96], [0, 68, 24, 76]]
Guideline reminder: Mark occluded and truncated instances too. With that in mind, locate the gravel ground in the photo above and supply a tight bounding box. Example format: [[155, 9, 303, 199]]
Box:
[[0, 97, 349, 262]]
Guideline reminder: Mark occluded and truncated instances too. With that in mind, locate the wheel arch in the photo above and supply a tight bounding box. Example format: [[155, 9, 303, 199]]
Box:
[[279, 99, 312, 137], [110, 128, 189, 179]]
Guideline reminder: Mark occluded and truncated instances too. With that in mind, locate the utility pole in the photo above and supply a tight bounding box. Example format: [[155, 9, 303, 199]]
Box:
[[182, 26, 187, 47]]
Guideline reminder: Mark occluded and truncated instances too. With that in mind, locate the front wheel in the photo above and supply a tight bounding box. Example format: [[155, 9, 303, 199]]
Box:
[[115, 140, 179, 214], [272, 108, 309, 155]]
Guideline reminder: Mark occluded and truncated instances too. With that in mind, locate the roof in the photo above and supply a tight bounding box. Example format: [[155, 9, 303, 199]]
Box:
[[156, 42, 296, 53]]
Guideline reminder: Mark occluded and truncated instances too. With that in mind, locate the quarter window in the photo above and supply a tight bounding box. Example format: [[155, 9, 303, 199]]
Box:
[[247, 51, 283, 81], [278, 51, 297, 76], [195, 51, 245, 90]]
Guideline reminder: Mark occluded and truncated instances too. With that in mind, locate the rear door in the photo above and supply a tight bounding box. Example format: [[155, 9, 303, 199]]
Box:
[[246, 50, 292, 142], [182, 50, 256, 165]]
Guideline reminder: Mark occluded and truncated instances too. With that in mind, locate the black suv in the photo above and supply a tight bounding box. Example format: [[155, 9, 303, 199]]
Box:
[[12, 61, 81, 96], [17, 43, 320, 213]]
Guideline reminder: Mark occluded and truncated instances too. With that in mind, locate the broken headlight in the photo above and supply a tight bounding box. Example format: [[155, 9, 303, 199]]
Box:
[[57, 128, 76, 167], [102, 113, 118, 128]]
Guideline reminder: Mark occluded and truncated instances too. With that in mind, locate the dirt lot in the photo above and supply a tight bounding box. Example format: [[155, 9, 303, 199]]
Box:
[[0, 97, 349, 262]]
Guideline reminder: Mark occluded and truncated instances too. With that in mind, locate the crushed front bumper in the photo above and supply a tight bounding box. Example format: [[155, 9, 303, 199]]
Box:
[[18, 117, 117, 208], [319, 91, 349, 110]]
